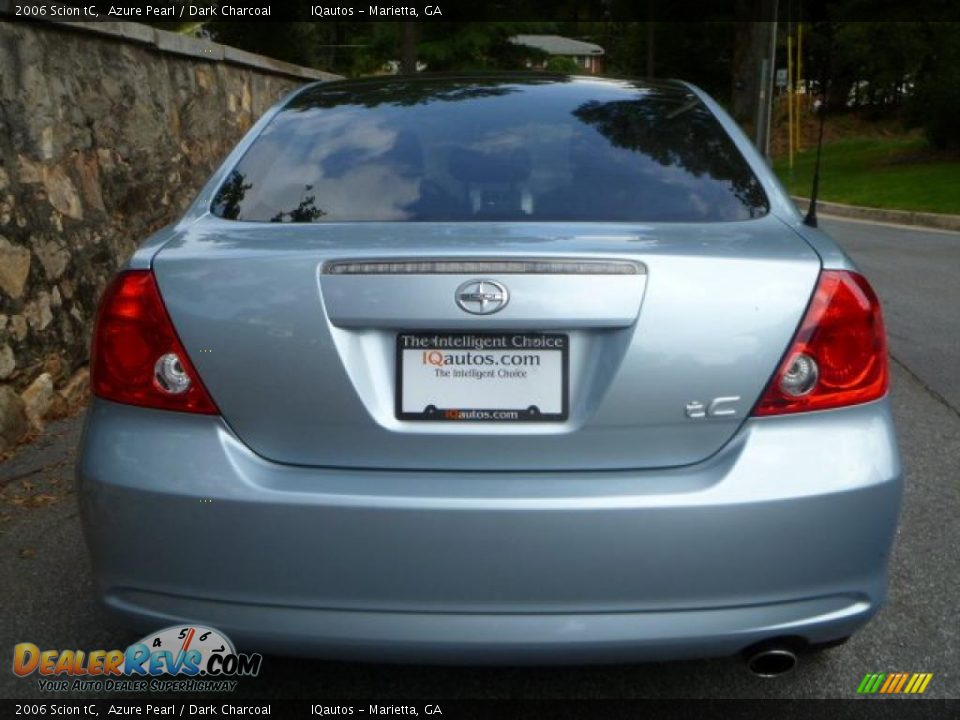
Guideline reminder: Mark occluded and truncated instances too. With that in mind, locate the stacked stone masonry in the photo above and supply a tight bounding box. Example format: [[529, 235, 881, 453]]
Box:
[[0, 19, 338, 451]]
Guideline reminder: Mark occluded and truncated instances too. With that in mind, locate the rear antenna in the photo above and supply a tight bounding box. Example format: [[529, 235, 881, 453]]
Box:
[[803, 23, 832, 228], [803, 98, 826, 227]]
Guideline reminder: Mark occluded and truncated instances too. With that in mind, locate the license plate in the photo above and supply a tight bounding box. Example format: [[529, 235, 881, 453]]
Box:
[[396, 332, 569, 422]]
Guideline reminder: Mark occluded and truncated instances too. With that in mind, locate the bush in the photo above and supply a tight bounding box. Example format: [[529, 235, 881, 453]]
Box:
[[545, 56, 582, 74]]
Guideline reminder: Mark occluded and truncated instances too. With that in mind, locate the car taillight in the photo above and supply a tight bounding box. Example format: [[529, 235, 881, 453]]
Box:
[[752, 270, 888, 416], [91, 270, 218, 414]]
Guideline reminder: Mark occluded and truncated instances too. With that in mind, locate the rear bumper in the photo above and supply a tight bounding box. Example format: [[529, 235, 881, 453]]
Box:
[[77, 398, 902, 664], [106, 591, 873, 665]]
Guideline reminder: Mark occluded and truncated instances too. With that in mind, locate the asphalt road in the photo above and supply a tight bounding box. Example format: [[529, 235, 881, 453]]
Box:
[[1, 216, 958, 700], [826, 216, 960, 413]]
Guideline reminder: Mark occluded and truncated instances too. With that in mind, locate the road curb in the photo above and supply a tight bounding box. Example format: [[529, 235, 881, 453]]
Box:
[[791, 197, 960, 232]]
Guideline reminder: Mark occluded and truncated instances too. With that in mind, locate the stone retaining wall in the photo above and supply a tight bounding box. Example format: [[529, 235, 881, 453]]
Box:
[[0, 19, 339, 451]]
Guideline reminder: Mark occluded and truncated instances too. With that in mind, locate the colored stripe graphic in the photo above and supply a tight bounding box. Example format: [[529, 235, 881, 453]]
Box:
[[912, 674, 933, 694], [857, 672, 932, 694], [879, 674, 898, 693], [857, 673, 885, 694], [894, 673, 910, 693]]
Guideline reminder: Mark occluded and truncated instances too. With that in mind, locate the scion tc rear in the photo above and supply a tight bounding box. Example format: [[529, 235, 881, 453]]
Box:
[[78, 75, 901, 665]]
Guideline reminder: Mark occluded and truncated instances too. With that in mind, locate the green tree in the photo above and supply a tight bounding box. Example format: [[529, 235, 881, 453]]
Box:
[[545, 56, 581, 74], [909, 22, 960, 150], [415, 23, 552, 72], [209, 21, 323, 68]]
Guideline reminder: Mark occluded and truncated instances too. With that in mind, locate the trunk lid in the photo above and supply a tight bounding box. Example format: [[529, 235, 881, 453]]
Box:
[[152, 215, 819, 470]]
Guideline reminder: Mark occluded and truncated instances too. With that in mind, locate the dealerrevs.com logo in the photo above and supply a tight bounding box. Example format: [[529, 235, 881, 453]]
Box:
[[13, 625, 262, 693]]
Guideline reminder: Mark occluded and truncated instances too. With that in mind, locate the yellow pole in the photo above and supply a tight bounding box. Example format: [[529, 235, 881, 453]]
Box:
[[787, 29, 794, 170], [796, 23, 803, 153]]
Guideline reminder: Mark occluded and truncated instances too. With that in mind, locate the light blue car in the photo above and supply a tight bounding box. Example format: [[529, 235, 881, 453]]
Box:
[[78, 74, 901, 675]]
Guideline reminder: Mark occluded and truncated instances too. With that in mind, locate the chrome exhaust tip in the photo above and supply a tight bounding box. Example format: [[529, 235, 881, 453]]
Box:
[[745, 647, 798, 677]]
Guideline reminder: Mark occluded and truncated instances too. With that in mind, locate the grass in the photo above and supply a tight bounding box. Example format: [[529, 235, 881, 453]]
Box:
[[773, 137, 960, 215]]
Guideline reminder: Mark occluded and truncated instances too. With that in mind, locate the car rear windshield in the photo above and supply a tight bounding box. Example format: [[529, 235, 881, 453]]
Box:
[[211, 77, 769, 223]]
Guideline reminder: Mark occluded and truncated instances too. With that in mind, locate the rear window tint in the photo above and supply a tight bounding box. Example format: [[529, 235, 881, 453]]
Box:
[[211, 77, 769, 223]]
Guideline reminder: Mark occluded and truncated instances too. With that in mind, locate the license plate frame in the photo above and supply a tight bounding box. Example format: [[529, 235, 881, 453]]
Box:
[[395, 332, 569, 422]]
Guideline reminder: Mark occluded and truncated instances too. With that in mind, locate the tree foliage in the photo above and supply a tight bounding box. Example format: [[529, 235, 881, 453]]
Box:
[[203, 10, 960, 152], [802, 18, 960, 150], [908, 23, 960, 150], [207, 19, 552, 77]]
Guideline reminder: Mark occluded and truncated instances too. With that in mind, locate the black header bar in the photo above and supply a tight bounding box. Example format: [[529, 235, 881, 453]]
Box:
[[0, 699, 957, 720], [3, 0, 960, 22]]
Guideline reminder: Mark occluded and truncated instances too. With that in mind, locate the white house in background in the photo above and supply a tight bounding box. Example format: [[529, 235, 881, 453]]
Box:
[[510, 34, 606, 75], [382, 60, 430, 74]]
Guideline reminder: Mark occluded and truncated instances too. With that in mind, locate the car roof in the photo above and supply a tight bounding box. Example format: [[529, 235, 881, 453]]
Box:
[[285, 73, 696, 110], [303, 72, 689, 92]]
